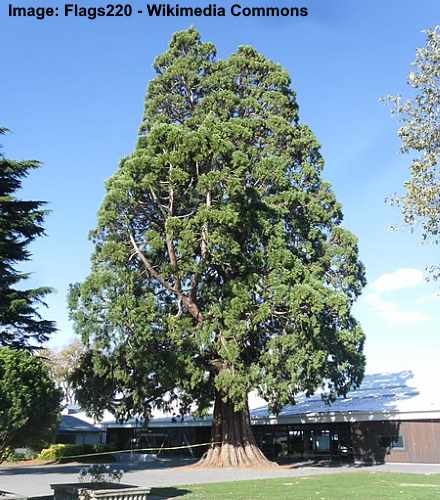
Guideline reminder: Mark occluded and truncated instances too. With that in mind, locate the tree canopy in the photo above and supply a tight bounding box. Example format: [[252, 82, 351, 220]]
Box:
[[0, 128, 56, 349], [42, 339, 84, 405], [0, 347, 62, 462], [385, 26, 440, 271], [69, 28, 366, 467]]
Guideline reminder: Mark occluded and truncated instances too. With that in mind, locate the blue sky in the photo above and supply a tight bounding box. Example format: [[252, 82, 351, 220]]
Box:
[[1, 1, 439, 375]]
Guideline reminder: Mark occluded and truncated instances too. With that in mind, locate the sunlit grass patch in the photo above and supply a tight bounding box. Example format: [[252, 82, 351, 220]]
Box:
[[150, 472, 440, 499]]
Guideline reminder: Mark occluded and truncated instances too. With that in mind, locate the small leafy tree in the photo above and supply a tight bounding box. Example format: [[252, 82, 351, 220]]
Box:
[[43, 339, 84, 404], [0, 128, 56, 349], [69, 29, 366, 467], [384, 26, 440, 270], [0, 347, 62, 462]]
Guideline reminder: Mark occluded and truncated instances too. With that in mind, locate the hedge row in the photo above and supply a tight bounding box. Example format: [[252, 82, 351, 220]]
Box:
[[38, 443, 114, 462]]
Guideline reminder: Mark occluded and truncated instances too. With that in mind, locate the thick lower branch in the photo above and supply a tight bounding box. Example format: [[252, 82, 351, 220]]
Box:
[[129, 232, 203, 323]]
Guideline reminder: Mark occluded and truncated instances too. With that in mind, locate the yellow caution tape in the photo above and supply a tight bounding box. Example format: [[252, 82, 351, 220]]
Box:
[[54, 442, 219, 462]]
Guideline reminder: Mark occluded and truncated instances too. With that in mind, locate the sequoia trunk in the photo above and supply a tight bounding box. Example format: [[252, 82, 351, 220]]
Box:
[[195, 392, 276, 468]]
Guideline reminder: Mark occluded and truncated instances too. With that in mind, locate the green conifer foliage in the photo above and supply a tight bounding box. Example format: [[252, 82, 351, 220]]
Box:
[[0, 129, 55, 349], [69, 29, 366, 467]]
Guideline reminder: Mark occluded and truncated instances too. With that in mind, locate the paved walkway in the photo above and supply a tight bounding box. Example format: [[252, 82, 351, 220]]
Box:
[[1, 459, 440, 497]]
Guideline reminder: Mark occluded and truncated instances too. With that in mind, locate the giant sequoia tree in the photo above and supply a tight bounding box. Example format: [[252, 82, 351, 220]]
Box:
[[0, 128, 56, 349], [69, 29, 366, 467]]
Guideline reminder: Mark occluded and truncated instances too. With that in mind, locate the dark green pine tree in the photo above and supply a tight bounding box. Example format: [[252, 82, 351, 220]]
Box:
[[0, 129, 56, 349], [69, 29, 366, 467]]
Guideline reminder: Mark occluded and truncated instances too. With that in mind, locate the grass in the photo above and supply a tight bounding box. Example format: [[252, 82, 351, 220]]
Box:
[[150, 472, 440, 499]]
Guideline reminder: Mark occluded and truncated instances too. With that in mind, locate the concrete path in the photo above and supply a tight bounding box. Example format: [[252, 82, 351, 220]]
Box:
[[1, 459, 439, 498]]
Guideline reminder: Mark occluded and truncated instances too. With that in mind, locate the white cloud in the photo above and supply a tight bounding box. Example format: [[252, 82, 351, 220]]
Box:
[[371, 268, 424, 293], [415, 292, 440, 305], [365, 293, 430, 325]]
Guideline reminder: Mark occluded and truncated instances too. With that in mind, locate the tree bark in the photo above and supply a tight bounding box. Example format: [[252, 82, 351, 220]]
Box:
[[194, 392, 276, 468]]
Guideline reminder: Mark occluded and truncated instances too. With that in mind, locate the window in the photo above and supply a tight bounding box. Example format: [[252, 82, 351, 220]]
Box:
[[310, 430, 331, 452], [378, 434, 405, 450]]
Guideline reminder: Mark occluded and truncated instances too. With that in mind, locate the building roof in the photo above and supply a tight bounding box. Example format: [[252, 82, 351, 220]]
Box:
[[144, 370, 440, 427], [58, 414, 104, 433], [250, 370, 440, 424], [82, 370, 440, 430]]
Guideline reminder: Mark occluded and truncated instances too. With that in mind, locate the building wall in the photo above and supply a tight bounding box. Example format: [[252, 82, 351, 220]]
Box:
[[252, 423, 352, 459], [74, 432, 104, 446], [351, 420, 440, 464], [107, 426, 211, 458], [56, 431, 105, 445], [105, 418, 440, 464]]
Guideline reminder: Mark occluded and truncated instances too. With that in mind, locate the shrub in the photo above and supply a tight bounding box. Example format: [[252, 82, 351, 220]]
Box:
[[39, 444, 82, 461], [11, 449, 37, 461], [38, 443, 114, 462], [1, 448, 13, 462]]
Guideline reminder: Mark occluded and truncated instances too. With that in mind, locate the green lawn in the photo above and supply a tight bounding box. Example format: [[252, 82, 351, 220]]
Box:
[[149, 472, 440, 499]]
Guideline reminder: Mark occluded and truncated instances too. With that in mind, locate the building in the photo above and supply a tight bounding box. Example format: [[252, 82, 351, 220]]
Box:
[[64, 370, 440, 464], [57, 407, 106, 446], [248, 370, 440, 464]]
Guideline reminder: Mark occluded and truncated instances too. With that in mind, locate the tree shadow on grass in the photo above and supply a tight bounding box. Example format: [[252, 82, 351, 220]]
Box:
[[148, 486, 192, 499]]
